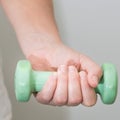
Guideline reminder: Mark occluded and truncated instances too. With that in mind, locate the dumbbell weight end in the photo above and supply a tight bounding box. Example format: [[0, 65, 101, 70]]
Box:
[[15, 60, 52, 101], [95, 63, 118, 104]]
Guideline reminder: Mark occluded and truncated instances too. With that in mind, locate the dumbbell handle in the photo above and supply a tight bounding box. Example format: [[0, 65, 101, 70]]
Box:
[[31, 71, 52, 92], [33, 71, 102, 92]]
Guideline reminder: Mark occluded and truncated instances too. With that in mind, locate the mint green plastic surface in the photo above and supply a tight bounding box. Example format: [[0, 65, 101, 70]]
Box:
[[15, 60, 52, 101], [95, 63, 118, 104], [15, 60, 118, 104]]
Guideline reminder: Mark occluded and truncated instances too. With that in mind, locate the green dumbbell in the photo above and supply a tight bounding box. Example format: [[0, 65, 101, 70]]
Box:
[[14, 60, 118, 104]]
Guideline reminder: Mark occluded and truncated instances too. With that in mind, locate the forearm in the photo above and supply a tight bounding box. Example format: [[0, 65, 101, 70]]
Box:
[[1, 0, 61, 55]]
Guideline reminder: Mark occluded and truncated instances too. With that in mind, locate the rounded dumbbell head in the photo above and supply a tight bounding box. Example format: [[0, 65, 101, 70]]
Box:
[[96, 63, 118, 104], [15, 60, 32, 102]]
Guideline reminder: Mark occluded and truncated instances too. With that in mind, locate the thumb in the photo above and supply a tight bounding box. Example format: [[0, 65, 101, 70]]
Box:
[[80, 55, 102, 88]]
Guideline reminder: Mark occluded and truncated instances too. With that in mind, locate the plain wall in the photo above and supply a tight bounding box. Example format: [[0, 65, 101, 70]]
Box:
[[0, 0, 120, 120]]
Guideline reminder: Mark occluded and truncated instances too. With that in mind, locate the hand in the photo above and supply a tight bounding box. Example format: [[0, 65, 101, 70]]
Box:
[[25, 40, 102, 106]]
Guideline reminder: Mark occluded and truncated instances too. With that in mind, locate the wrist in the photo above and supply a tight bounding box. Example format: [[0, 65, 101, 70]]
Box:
[[17, 31, 62, 57]]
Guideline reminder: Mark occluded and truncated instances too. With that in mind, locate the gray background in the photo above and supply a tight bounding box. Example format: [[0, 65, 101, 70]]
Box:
[[0, 0, 120, 120]]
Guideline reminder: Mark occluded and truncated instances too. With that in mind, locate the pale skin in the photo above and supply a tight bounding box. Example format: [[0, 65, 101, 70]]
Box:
[[1, 0, 102, 106]]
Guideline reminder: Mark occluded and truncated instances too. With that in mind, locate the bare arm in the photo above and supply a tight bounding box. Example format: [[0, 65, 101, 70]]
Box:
[[1, 0, 61, 55]]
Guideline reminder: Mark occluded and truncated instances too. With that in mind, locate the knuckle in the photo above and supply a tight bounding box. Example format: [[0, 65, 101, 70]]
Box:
[[83, 100, 97, 107], [68, 97, 82, 106], [36, 94, 50, 104], [54, 96, 67, 106]]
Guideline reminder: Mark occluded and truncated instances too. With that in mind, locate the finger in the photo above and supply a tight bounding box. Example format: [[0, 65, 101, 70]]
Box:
[[35, 72, 57, 104], [87, 63, 102, 88], [80, 71, 97, 107], [67, 66, 82, 106], [52, 65, 68, 106], [80, 55, 102, 88]]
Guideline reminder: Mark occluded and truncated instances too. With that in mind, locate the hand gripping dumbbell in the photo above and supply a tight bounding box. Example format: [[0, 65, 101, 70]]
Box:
[[14, 60, 118, 104]]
